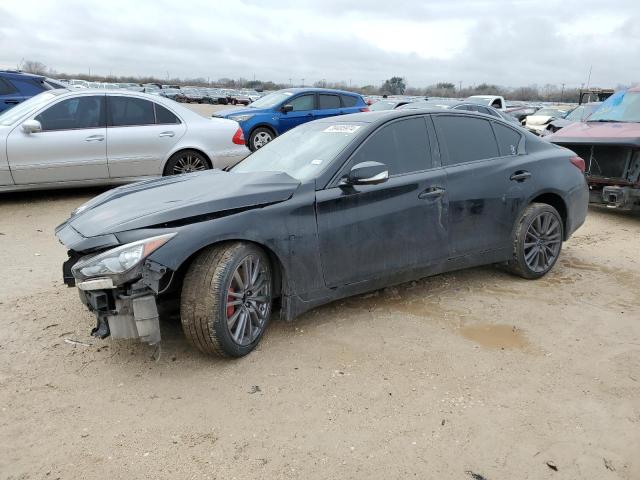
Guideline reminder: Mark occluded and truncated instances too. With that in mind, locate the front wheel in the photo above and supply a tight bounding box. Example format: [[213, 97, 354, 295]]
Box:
[[506, 203, 563, 279], [180, 243, 273, 357], [249, 127, 274, 151]]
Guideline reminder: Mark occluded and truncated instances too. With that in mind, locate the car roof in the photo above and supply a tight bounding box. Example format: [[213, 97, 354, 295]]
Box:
[[0, 70, 44, 80], [280, 87, 361, 96], [317, 107, 505, 126]]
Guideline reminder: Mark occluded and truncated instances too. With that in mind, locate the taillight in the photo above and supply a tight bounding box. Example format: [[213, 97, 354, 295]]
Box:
[[360, 107, 370, 112], [569, 156, 585, 172], [232, 127, 245, 145]]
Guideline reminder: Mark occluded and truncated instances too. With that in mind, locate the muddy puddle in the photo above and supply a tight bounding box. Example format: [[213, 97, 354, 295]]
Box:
[[459, 324, 529, 350]]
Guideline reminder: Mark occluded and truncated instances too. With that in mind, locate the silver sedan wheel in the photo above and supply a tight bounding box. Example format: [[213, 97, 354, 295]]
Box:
[[172, 154, 208, 174], [252, 131, 272, 149], [226, 254, 271, 346]]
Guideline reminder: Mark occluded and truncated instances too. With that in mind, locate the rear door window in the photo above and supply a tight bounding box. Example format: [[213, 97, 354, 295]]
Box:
[[493, 122, 522, 156], [435, 115, 499, 165], [318, 94, 341, 109], [341, 95, 358, 107], [348, 117, 433, 175], [108, 96, 155, 126], [35, 96, 106, 131], [155, 103, 180, 124]]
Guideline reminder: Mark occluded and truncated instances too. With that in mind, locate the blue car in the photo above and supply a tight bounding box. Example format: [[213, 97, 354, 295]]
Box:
[[214, 88, 368, 151], [0, 70, 66, 113]]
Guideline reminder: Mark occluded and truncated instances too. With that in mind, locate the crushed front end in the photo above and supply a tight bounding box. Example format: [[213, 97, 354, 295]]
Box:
[[559, 144, 640, 211], [57, 223, 176, 345]]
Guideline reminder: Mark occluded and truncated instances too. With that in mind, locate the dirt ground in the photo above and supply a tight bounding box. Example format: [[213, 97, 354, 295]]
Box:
[[0, 105, 639, 479]]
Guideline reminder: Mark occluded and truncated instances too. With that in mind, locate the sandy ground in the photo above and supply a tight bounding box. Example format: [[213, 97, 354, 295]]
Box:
[[0, 104, 639, 479]]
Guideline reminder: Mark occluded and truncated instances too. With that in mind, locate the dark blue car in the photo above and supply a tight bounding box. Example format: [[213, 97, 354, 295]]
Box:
[[0, 70, 65, 112], [214, 88, 368, 150]]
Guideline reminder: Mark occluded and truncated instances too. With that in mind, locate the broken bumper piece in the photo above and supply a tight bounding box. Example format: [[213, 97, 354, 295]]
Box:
[[82, 290, 161, 345]]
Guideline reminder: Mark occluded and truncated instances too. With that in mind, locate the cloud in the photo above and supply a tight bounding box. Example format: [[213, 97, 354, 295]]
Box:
[[0, 0, 637, 87]]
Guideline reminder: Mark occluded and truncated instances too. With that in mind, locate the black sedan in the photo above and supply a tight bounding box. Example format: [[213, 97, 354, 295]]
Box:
[[400, 99, 520, 125], [55, 109, 588, 358]]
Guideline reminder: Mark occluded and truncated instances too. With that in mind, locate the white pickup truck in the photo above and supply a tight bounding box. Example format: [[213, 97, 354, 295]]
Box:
[[465, 95, 507, 111]]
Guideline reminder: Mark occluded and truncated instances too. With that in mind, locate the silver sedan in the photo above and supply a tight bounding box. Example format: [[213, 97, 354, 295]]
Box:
[[0, 89, 250, 192]]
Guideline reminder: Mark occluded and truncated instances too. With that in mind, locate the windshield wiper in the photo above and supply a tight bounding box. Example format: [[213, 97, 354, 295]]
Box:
[[588, 119, 626, 123]]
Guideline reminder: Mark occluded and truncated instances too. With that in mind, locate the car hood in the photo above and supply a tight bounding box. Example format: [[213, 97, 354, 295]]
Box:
[[59, 170, 301, 238], [216, 107, 270, 118], [548, 121, 640, 146]]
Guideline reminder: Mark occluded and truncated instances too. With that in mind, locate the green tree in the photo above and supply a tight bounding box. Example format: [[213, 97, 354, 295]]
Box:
[[381, 76, 406, 95]]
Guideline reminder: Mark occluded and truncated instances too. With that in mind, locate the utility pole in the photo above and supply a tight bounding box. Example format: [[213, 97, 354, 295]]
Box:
[[301, 78, 305, 87], [459, 81, 462, 93], [288, 78, 292, 87], [560, 83, 565, 103], [586, 65, 592, 90]]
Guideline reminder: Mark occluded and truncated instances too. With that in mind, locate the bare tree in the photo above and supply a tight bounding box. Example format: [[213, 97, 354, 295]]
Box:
[[22, 60, 47, 75]]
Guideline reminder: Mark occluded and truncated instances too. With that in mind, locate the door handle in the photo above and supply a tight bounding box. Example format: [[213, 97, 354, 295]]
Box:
[[418, 186, 446, 199], [510, 170, 531, 182], [85, 135, 104, 142], [159, 131, 175, 137]]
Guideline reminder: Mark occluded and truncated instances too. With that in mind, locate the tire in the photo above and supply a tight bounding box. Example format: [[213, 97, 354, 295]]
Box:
[[164, 149, 211, 176], [506, 203, 563, 279], [249, 127, 275, 151], [180, 243, 273, 357]]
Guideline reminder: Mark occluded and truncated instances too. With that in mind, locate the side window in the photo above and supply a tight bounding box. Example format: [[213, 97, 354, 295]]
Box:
[[288, 94, 314, 111], [348, 117, 432, 176], [435, 115, 499, 165], [10, 78, 42, 95], [0, 78, 18, 95], [493, 122, 521, 156], [318, 94, 340, 109], [341, 95, 358, 107], [35, 96, 105, 131], [109, 96, 155, 126], [155, 103, 180, 124]]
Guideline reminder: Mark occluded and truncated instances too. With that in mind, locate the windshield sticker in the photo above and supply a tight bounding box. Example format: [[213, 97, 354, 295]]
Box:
[[323, 125, 361, 134], [311, 159, 323, 165]]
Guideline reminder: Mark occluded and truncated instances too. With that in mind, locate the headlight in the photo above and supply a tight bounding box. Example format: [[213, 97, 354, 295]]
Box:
[[228, 114, 254, 122], [72, 233, 176, 281]]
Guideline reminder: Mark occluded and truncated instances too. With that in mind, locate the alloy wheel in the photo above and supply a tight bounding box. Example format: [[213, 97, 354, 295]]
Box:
[[172, 154, 207, 174], [253, 131, 272, 149], [225, 254, 271, 346], [523, 212, 562, 273]]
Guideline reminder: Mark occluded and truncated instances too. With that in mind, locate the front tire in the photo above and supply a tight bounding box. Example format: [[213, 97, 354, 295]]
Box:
[[507, 203, 563, 279], [180, 243, 273, 357], [249, 127, 274, 151]]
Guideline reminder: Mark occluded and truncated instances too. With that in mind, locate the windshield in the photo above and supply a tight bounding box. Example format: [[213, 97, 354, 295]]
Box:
[[0, 92, 58, 126], [232, 121, 362, 181], [588, 90, 640, 123], [565, 106, 586, 121], [248, 90, 295, 109]]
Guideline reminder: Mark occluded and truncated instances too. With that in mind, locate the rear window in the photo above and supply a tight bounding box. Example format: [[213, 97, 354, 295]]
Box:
[[340, 95, 358, 107], [435, 115, 499, 165], [0, 78, 18, 95]]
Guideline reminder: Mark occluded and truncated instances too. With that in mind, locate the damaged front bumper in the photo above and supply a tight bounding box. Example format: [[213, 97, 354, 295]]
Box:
[[80, 287, 161, 345], [64, 252, 171, 345]]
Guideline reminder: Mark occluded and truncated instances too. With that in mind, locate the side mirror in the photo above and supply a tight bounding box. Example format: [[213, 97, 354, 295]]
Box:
[[281, 104, 293, 113], [343, 161, 389, 186], [22, 119, 42, 134]]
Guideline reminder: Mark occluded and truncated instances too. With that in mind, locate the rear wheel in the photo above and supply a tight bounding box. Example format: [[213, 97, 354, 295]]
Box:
[[506, 203, 563, 279], [164, 150, 210, 175], [180, 243, 273, 357]]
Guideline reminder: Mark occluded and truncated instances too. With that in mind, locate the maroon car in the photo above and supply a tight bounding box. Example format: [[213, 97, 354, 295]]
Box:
[[548, 87, 640, 211]]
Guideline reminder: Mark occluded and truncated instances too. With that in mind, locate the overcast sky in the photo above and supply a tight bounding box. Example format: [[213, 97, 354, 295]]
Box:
[[1, 0, 638, 88]]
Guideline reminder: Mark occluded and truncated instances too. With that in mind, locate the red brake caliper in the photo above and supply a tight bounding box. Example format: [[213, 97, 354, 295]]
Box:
[[227, 288, 235, 318]]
